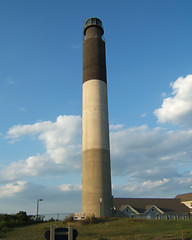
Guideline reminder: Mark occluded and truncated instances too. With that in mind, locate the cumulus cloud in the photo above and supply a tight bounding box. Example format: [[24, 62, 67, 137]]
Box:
[[113, 179, 171, 197], [112, 175, 192, 198], [59, 184, 82, 192], [140, 113, 146, 118], [0, 181, 26, 198], [154, 75, 192, 127], [3, 115, 82, 181], [142, 178, 169, 190], [0, 181, 82, 214], [2, 112, 192, 209], [0, 154, 53, 181], [7, 120, 53, 139], [110, 124, 192, 197], [110, 124, 124, 131]]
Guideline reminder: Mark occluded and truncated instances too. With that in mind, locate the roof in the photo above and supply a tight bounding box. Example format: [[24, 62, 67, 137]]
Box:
[[144, 205, 164, 215], [121, 205, 140, 214], [175, 193, 192, 202], [113, 198, 189, 214]]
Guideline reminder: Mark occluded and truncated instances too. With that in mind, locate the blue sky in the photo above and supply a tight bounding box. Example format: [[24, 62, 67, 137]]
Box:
[[1, 0, 192, 215]]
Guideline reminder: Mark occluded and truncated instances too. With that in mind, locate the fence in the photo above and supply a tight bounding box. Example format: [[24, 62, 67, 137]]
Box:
[[39, 213, 73, 221]]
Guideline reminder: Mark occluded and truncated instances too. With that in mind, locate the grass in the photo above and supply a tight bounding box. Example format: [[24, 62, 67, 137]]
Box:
[[1, 218, 192, 240]]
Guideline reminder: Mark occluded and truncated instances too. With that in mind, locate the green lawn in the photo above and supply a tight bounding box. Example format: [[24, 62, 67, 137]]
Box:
[[1, 218, 192, 240]]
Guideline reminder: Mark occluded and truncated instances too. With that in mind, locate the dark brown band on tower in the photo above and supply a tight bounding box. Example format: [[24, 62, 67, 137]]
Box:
[[83, 37, 107, 84]]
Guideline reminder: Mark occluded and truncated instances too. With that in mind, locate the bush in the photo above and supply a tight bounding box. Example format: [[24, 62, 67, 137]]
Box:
[[63, 215, 75, 224], [82, 214, 103, 225], [15, 211, 29, 221], [1, 226, 8, 233], [0, 220, 7, 231], [0, 211, 42, 233]]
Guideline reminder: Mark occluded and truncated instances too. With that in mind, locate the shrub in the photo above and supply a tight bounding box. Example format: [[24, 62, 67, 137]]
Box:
[[63, 215, 75, 224], [0, 220, 8, 231], [82, 214, 103, 225], [1, 226, 8, 233], [0, 211, 42, 233]]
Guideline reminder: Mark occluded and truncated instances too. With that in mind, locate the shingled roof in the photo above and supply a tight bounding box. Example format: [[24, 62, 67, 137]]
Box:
[[175, 193, 192, 202], [113, 198, 189, 214]]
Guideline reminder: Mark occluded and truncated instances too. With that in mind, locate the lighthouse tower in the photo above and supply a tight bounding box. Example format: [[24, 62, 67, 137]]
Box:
[[82, 17, 112, 217]]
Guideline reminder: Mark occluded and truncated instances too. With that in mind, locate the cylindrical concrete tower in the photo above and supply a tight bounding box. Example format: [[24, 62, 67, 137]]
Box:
[[82, 17, 112, 217]]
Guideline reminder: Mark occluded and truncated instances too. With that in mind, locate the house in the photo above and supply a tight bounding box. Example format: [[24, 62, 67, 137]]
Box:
[[175, 193, 192, 214], [113, 198, 190, 219]]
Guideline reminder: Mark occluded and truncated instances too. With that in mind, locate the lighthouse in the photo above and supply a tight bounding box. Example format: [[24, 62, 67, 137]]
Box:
[[82, 17, 112, 217]]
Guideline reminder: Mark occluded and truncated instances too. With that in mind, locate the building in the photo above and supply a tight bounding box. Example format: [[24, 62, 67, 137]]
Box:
[[82, 17, 112, 217], [113, 198, 190, 219], [176, 193, 192, 214]]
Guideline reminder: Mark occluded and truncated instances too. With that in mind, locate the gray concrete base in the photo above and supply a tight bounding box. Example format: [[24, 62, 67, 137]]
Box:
[[82, 148, 112, 217]]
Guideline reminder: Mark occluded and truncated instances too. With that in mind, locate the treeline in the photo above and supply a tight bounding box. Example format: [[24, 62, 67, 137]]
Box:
[[0, 211, 42, 233]]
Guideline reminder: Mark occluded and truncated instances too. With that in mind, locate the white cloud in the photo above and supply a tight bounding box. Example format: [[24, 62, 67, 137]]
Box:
[[19, 107, 26, 111], [59, 184, 82, 192], [5, 117, 192, 195], [0, 181, 82, 214], [0, 181, 26, 198], [7, 120, 52, 139], [6, 78, 16, 85], [2, 114, 192, 208], [140, 113, 146, 118], [3, 115, 82, 181], [142, 178, 169, 190], [109, 122, 192, 198], [110, 124, 124, 131], [0, 154, 54, 181], [110, 124, 192, 181], [154, 75, 192, 127], [112, 175, 192, 198]]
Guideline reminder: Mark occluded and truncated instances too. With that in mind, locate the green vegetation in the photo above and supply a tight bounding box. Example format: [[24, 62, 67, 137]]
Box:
[[1, 216, 192, 239], [0, 211, 43, 238]]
